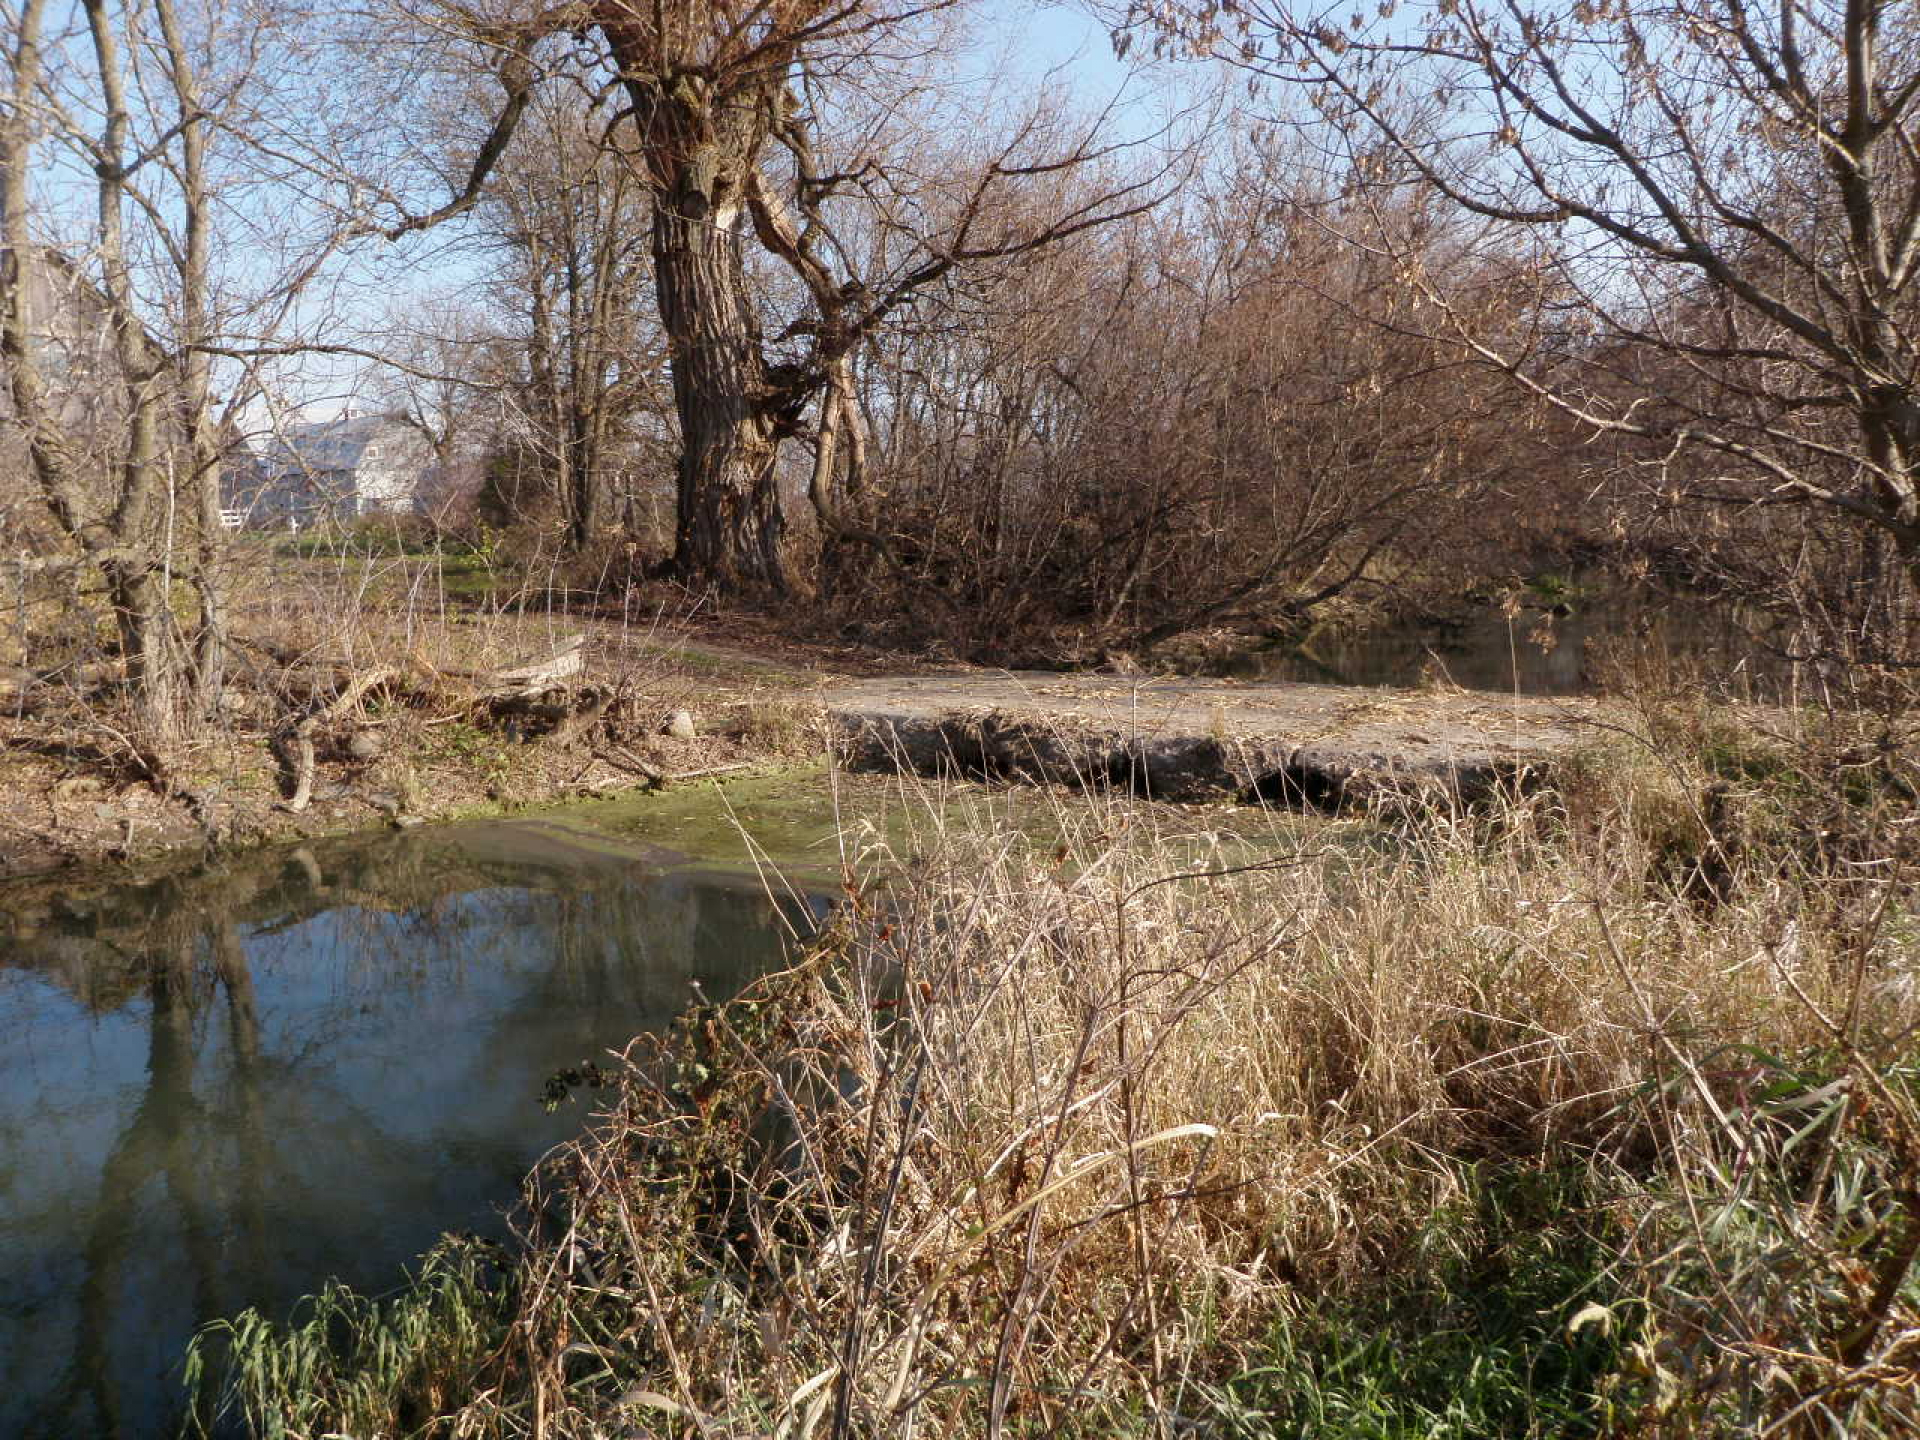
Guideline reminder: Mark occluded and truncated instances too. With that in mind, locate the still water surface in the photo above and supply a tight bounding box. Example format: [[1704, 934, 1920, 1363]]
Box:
[[0, 818, 814, 1439], [1234, 580, 1783, 697]]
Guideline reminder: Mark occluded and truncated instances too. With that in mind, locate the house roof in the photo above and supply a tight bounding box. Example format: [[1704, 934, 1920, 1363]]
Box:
[[267, 414, 415, 472]]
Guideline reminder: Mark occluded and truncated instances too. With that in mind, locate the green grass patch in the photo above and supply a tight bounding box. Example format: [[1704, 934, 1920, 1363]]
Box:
[[435, 551, 500, 598], [1193, 1168, 1636, 1440], [273, 518, 476, 561], [183, 1235, 516, 1440]]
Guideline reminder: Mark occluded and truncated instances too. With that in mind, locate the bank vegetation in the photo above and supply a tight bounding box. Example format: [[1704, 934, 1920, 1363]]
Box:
[[13, 0, 1920, 756], [189, 679, 1920, 1438]]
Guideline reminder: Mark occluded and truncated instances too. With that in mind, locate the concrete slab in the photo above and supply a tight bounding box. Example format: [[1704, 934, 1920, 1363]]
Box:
[[824, 672, 1605, 808]]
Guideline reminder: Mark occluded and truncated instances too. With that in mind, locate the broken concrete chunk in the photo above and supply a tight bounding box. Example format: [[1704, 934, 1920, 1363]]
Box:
[[824, 673, 1598, 811]]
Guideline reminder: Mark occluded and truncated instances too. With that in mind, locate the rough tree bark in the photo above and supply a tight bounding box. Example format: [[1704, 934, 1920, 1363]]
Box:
[[402, 3, 1164, 593], [652, 181, 786, 588], [619, 62, 790, 590]]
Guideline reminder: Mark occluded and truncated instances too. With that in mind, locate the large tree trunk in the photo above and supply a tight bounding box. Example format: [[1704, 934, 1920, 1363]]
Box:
[[649, 149, 786, 591], [564, 404, 603, 552], [104, 560, 184, 742]]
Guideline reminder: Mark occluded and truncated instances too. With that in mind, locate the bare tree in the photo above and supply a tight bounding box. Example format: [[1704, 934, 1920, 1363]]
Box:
[[375, 303, 500, 469], [0, 0, 338, 744], [477, 82, 665, 551], [383, 0, 1171, 592], [1129, 0, 1920, 656], [835, 137, 1541, 658], [2, 0, 218, 742]]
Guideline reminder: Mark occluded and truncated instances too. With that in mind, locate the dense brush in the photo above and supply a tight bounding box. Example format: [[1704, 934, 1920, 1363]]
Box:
[[191, 716, 1920, 1438]]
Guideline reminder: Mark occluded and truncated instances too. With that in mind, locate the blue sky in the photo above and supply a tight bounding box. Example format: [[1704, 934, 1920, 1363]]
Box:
[[981, 0, 1180, 131], [997, 1, 1137, 90], [282, 2, 1181, 419]]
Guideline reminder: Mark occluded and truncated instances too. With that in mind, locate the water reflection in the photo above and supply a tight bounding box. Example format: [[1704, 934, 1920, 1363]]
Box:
[[0, 823, 809, 1439]]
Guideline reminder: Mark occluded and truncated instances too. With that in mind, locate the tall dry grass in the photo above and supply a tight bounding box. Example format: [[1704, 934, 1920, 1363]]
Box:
[[196, 719, 1920, 1438]]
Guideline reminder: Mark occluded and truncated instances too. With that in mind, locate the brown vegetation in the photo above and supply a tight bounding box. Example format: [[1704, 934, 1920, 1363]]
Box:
[[7, 7, 1920, 1433], [822, 146, 1571, 660], [1157, 0, 1920, 667], [0, 529, 833, 878], [195, 693, 1920, 1438]]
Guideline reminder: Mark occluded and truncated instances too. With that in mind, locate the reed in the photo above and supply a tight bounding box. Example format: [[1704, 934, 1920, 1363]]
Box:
[[184, 1236, 514, 1440], [190, 704, 1920, 1438]]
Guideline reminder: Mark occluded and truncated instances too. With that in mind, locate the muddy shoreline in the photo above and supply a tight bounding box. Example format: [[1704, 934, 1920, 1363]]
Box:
[[5, 668, 1620, 883]]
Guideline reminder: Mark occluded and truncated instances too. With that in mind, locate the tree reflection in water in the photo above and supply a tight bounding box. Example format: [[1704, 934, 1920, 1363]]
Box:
[[0, 822, 812, 1439]]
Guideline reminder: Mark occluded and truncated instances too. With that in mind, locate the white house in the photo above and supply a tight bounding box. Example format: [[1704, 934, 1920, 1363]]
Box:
[[231, 413, 434, 526]]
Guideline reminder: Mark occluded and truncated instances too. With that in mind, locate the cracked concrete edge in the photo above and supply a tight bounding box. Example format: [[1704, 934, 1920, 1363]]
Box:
[[823, 704, 1558, 810]]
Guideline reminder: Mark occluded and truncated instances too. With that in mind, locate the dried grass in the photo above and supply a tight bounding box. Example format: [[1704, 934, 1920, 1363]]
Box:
[[195, 711, 1920, 1439]]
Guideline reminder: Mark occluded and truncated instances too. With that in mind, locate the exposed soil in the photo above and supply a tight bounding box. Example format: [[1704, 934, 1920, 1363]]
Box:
[[1, 605, 1617, 881], [0, 613, 861, 882]]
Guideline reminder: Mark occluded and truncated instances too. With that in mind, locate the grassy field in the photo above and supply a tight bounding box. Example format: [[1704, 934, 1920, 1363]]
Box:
[[185, 687, 1920, 1439]]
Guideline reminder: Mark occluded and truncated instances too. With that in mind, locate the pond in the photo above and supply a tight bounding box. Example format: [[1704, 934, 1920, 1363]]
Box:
[[0, 809, 828, 1440], [1230, 577, 1786, 698]]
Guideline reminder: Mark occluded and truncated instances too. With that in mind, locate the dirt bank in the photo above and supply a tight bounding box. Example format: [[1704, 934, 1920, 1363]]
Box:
[[0, 619, 850, 881], [4, 621, 1617, 881], [826, 671, 1604, 806]]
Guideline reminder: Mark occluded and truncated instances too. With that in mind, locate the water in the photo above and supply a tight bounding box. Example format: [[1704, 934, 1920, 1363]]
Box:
[[0, 818, 818, 1439], [1232, 580, 1783, 698]]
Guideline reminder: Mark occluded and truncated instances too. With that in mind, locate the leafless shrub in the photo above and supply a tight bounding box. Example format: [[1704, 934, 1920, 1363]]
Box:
[[826, 139, 1561, 662]]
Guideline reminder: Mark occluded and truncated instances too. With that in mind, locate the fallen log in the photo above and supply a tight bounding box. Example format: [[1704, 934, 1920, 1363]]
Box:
[[0, 666, 35, 712], [273, 665, 400, 813], [237, 633, 585, 711], [595, 743, 664, 785], [471, 633, 585, 698], [231, 635, 438, 714], [538, 688, 613, 749], [591, 743, 753, 789]]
